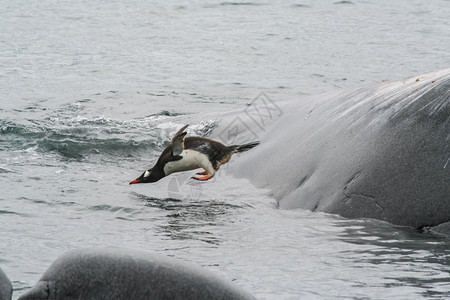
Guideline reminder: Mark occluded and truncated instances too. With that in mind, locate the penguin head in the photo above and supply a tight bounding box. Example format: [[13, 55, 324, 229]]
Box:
[[129, 168, 165, 184]]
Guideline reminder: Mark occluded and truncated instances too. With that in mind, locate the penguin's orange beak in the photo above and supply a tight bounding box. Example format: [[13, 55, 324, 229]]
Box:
[[129, 179, 141, 185]]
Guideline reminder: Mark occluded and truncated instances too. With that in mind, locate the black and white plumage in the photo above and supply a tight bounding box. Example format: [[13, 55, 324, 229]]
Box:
[[129, 124, 259, 184]]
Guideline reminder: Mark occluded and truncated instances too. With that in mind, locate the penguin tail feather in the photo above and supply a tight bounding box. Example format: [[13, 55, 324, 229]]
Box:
[[231, 141, 260, 153]]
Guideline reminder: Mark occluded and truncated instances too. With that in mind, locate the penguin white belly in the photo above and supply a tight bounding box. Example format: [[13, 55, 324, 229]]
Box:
[[163, 150, 214, 176]]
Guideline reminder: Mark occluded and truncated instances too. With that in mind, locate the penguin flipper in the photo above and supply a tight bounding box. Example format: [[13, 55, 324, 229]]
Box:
[[171, 124, 189, 156]]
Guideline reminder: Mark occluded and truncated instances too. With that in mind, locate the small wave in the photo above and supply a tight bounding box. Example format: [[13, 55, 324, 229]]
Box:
[[88, 204, 137, 214], [131, 192, 242, 245], [0, 209, 28, 217], [150, 110, 185, 117], [156, 120, 217, 139], [39, 136, 157, 160], [334, 1, 354, 4], [132, 192, 183, 208], [12, 281, 32, 289], [1, 118, 217, 161], [133, 192, 244, 211], [0, 166, 15, 173], [291, 4, 311, 8], [19, 197, 52, 206], [84, 203, 149, 222], [220, 2, 265, 6], [0, 119, 158, 160]]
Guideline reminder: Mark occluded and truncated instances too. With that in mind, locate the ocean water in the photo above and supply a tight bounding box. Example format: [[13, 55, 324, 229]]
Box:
[[1, 0, 450, 299]]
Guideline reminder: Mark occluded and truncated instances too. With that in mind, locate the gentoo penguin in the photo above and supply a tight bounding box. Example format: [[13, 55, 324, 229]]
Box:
[[129, 124, 259, 184]]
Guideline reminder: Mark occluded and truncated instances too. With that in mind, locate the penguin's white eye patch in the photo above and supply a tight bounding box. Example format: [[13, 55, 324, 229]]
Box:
[[144, 170, 150, 178]]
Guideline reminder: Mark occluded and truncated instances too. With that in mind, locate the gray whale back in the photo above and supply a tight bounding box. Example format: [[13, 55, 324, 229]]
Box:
[[230, 69, 450, 231], [18, 247, 256, 300]]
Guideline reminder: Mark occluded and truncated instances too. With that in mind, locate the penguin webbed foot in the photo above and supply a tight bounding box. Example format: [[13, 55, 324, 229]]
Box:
[[195, 170, 208, 175], [191, 174, 213, 181]]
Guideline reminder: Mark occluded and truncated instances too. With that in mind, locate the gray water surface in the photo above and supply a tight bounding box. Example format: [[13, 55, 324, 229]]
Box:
[[1, 0, 449, 299]]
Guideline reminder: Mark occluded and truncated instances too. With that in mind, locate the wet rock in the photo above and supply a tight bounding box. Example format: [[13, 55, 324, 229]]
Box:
[[19, 247, 255, 300], [0, 267, 12, 300], [229, 69, 450, 229]]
